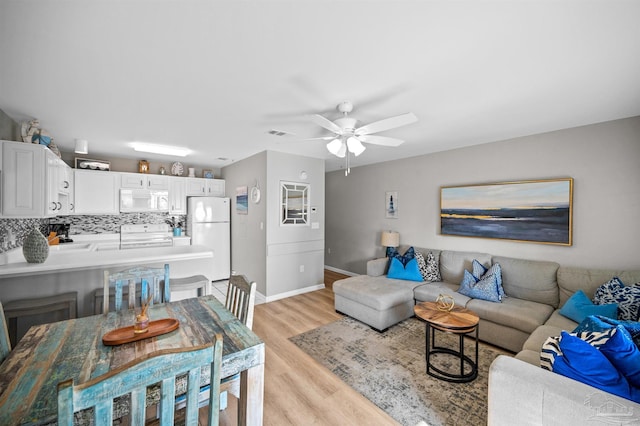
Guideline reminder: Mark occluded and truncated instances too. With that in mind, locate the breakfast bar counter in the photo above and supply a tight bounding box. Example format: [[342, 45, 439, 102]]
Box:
[[0, 243, 215, 320]]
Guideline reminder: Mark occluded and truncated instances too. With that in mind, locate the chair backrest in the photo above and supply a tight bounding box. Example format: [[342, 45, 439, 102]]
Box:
[[103, 264, 170, 314], [0, 300, 11, 364], [58, 334, 223, 426], [225, 274, 256, 330]]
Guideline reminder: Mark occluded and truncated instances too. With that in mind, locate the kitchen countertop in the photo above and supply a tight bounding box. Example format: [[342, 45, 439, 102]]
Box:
[[0, 242, 213, 279]]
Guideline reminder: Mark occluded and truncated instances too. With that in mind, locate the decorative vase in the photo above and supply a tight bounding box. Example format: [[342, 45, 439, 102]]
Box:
[[22, 227, 49, 263]]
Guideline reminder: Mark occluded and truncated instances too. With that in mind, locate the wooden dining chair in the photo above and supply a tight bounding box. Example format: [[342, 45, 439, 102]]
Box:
[[0, 300, 11, 364], [175, 273, 257, 413], [220, 273, 257, 410], [57, 334, 223, 426], [99, 264, 170, 314]]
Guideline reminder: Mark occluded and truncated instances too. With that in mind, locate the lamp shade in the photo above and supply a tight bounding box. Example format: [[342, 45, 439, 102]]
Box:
[[74, 139, 88, 154], [346, 137, 366, 156], [380, 231, 399, 247]]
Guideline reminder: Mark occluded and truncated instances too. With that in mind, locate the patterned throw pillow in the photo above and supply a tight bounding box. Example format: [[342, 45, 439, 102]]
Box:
[[416, 251, 441, 282], [393, 246, 416, 265], [541, 328, 616, 371], [472, 259, 488, 280], [472, 260, 505, 300], [594, 277, 640, 321], [458, 270, 501, 302]]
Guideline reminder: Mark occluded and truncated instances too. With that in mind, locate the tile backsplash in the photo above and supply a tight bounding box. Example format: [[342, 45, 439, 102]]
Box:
[[0, 213, 186, 254], [0, 218, 47, 253]]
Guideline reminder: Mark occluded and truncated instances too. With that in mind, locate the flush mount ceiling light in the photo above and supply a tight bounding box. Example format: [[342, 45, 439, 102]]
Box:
[[74, 139, 88, 154], [131, 142, 190, 157]]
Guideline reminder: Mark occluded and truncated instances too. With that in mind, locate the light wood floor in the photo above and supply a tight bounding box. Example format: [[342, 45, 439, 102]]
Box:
[[217, 270, 399, 426]]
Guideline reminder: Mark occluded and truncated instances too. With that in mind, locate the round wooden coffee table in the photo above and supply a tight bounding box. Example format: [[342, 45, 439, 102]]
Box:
[[414, 301, 480, 383]]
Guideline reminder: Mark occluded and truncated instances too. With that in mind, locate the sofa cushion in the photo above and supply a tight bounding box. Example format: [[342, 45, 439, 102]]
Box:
[[522, 324, 564, 353], [413, 281, 472, 307], [467, 296, 554, 334], [492, 256, 560, 307], [593, 277, 640, 321], [559, 289, 618, 323], [544, 309, 579, 330], [439, 250, 491, 284], [333, 275, 417, 311], [387, 257, 423, 282]]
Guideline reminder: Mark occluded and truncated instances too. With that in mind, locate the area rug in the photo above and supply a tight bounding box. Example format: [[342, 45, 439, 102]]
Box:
[[290, 316, 511, 426]]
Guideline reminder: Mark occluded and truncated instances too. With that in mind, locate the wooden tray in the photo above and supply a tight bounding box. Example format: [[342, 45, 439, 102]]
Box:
[[102, 318, 179, 346]]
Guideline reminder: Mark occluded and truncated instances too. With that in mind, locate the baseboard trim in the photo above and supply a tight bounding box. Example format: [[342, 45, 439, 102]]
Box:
[[324, 265, 358, 276], [262, 283, 326, 303]]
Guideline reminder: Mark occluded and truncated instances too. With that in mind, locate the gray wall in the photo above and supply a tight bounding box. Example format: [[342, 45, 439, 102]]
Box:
[[0, 108, 20, 141], [326, 116, 640, 273], [221, 150, 325, 300], [222, 151, 268, 295]]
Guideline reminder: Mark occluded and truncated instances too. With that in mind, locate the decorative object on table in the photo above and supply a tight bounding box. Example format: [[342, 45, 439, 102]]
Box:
[[171, 161, 184, 176], [236, 186, 248, 215], [203, 170, 214, 179], [441, 178, 574, 245], [22, 227, 49, 263], [74, 157, 110, 171], [159, 166, 166, 175], [435, 293, 455, 312], [102, 318, 179, 345], [138, 160, 150, 174], [250, 181, 261, 204], [380, 231, 399, 257], [188, 167, 195, 177], [385, 191, 398, 219], [134, 295, 152, 334]]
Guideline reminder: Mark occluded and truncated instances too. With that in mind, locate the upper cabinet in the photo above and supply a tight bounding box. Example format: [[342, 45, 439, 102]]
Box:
[[1, 140, 73, 218], [168, 176, 187, 214], [74, 169, 119, 215], [186, 178, 225, 197], [120, 172, 168, 190]]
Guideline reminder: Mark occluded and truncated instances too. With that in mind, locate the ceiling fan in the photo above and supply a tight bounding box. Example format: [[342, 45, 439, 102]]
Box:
[[301, 101, 418, 175]]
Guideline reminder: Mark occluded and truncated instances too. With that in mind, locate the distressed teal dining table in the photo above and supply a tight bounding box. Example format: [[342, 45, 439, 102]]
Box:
[[0, 296, 265, 425]]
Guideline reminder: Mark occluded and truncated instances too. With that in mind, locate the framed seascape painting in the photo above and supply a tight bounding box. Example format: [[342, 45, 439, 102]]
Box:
[[440, 178, 573, 245]]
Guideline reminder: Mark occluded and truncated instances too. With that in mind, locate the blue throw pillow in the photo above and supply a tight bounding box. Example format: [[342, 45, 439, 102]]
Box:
[[472, 259, 488, 280], [471, 260, 505, 300], [552, 331, 637, 402], [394, 246, 416, 265], [574, 315, 640, 349], [458, 269, 501, 302], [387, 257, 423, 282], [560, 290, 618, 323], [600, 326, 640, 388]]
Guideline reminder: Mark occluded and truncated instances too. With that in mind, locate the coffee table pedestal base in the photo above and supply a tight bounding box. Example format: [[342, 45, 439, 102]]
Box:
[[425, 323, 478, 383]]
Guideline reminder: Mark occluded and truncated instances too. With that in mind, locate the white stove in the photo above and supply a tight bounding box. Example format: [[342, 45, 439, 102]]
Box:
[[120, 224, 173, 250]]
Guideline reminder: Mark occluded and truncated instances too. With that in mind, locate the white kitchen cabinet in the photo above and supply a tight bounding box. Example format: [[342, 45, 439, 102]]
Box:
[[120, 172, 168, 190], [186, 177, 225, 196], [74, 169, 119, 215], [1, 140, 72, 218], [168, 176, 187, 214]]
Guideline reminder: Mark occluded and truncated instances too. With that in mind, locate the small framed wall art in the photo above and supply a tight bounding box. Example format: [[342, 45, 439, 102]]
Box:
[[385, 191, 398, 219]]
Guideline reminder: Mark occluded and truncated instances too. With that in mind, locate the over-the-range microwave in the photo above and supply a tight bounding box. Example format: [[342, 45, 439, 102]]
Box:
[[120, 189, 169, 213]]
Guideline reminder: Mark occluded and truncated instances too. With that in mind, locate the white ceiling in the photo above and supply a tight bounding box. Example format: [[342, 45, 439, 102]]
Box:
[[1, 0, 639, 173]]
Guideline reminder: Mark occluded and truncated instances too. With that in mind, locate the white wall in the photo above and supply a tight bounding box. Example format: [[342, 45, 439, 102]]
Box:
[[326, 116, 640, 273]]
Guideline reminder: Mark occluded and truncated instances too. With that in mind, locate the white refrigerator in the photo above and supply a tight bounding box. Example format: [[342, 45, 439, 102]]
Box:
[[187, 197, 230, 281]]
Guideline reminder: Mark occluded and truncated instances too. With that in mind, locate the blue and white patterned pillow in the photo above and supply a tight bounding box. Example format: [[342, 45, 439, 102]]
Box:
[[540, 328, 616, 371], [594, 277, 640, 321], [458, 269, 501, 302], [471, 259, 505, 300]]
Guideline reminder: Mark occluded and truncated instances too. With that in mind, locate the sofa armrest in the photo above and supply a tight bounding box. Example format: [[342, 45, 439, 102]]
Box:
[[488, 355, 640, 425], [367, 258, 388, 277]]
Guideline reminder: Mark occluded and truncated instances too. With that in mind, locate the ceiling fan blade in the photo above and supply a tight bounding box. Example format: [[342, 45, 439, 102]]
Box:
[[308, 114, 343, 134], [358, 135, 405, 147], [355, 112, 418, 135]]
